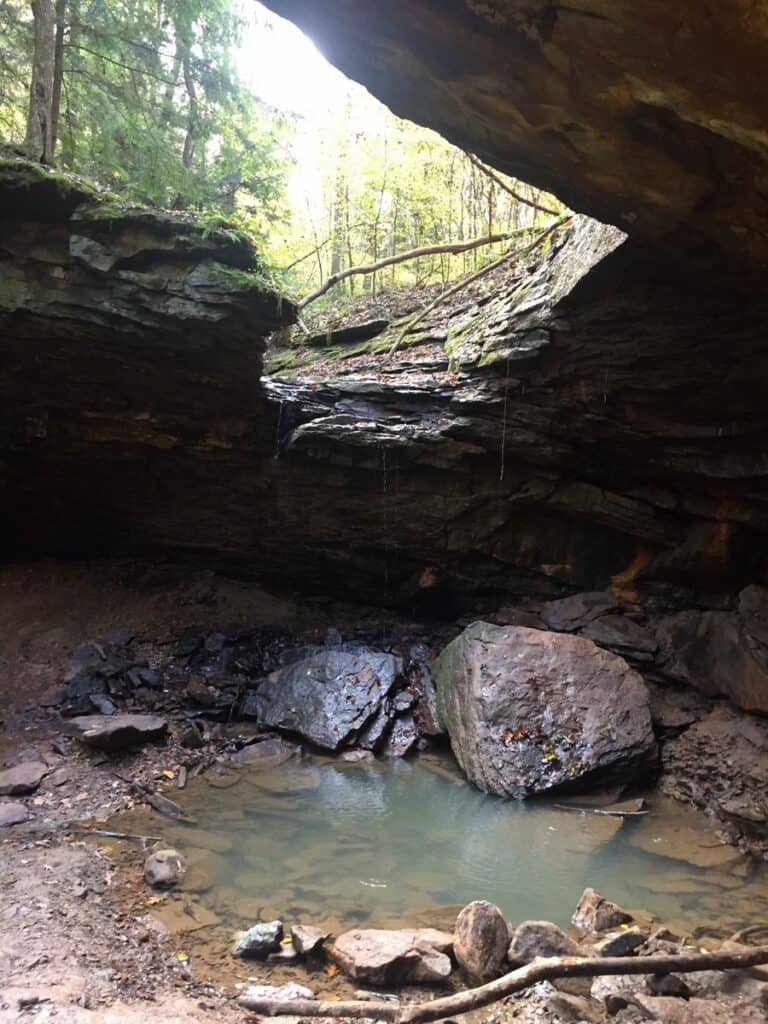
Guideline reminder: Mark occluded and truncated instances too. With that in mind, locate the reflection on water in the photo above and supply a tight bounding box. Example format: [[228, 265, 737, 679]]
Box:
[[113, 750, 768, 939]]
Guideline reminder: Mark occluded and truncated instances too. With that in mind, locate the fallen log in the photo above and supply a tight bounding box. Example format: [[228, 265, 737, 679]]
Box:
[[240, 946, 768, 1023]]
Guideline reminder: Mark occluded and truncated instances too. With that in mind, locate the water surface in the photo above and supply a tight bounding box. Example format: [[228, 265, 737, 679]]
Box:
[[113, 749, 768, 945]]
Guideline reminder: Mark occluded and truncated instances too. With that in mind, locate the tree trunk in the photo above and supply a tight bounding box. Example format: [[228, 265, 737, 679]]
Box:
[[25, 0, 56, 162], [48, 0, 66, 159]]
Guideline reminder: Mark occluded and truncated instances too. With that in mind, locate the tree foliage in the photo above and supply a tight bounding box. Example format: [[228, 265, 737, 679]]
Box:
[[0, 0, 293, 237]]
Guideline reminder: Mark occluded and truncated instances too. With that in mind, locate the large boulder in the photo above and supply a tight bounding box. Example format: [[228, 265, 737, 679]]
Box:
[[453, 900, 509, 982], [433, 623, 656, 798], [249, 647, 402, 751], [508, 920, 581, 966], [330, 928, 452, 986]]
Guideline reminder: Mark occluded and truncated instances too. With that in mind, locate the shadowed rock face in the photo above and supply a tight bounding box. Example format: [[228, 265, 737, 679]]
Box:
[[262, 0, 768, 276], [0, 159, 295, 559]]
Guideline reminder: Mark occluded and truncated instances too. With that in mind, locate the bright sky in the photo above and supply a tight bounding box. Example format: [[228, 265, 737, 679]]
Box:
[[235, 2, 357, 119]]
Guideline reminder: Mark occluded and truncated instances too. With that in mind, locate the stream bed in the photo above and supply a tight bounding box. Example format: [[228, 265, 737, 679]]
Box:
[[110, 749, 768, 982]]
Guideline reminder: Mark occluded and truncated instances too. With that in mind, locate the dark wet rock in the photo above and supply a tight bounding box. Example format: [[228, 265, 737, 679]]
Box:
[[62, 673, 109, 716], [185, 675, 221, 707], [290, 924, 330, 956], [251, 647, 402, 751], [381, 713, 418, 757], [357, 705, 392, 751], [408, 658, 443, 737], [330, 928, 452, 986], [582, 615, 658, 663], [0, 761, 48, 796], [572, 889, 633, 933], [508, 920, 581, 966], [90, 695, 118, 716], [433, 623, 656, 798], [179, 723, 205, 749], [65, 713, 168, 751], [453, 900, 509, 982], [233, 920, 284, 959], [656, 593, 768, 713], [39, 684, 66, 708], [143, 848, 188, 889], [645, 681, 712, 732], [101, 627, 136, 646], [593, 927, 647, 958], [0, 802, 31, 827], [649, 975, 692, 999], [239, 982, 314, 1009], [660, 704, 768, 856], [542, 592, 618, 632]]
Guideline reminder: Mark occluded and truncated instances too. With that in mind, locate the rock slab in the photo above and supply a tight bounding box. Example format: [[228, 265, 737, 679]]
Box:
[[433, 623, 656, 798], [331, 928, 452, 986], [0, 762, 48, 796], [66, 714, 168, 751]]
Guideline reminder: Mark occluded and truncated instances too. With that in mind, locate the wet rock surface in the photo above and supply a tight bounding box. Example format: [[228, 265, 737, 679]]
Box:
[[251, 647, 402, 751], [434, 623, 657, 798], [144, 848, 189, 889]]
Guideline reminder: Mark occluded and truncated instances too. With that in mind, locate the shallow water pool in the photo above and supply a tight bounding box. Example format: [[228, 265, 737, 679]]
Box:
[[112, 748, 768, 945]]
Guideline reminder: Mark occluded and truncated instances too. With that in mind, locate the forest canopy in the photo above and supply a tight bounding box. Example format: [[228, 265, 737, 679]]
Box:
[[0, 0, 564, 302]]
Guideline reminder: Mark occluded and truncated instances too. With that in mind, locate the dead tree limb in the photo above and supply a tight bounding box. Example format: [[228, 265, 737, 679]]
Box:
[[298, 232, 524, 310], [466, 153, 561, 218], [386, 215, 570, 358], [241, 946, 768, 1022]]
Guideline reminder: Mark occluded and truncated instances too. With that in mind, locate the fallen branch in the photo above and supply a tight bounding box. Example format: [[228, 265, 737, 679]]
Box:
[[466, 152, 561, 217], [553, 803, 648, 818], [298, 231, 525, 310], [386, 215, 570, 358], [69, 827, 162, 845], [242, 946, 768, 1022]]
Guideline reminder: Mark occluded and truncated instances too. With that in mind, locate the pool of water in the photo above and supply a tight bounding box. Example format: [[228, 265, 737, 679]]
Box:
[[112, 748, 768, 951]]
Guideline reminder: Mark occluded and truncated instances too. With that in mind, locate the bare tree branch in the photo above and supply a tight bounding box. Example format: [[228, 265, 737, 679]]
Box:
[[241, 945, 768, 1023], [466, 152, 561, 217], [298, 231, 526, 310]]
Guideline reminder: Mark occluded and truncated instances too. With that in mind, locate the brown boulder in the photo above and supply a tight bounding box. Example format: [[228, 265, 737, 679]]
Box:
[[0, 761, 48, 796], [508, 920, 581, 966], [572, 888, 632, 933], [453, 900, 509, 982]]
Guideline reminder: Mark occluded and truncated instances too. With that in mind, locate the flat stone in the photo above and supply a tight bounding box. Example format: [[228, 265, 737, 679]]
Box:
[[239, 983, 314, 1010], [233, 920, 284, 959], [0, 802, 31, 827], [0, 761, 48, 796], [230, 738, 297, 769], [331, 928, 452, 986], [65, 714, 168, 751], [542, 591, 618, 631]]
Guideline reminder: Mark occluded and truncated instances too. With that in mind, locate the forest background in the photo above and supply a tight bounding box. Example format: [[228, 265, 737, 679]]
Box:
[[0, 0, 562, 308]]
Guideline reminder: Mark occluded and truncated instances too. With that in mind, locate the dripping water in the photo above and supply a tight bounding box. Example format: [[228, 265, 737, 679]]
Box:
[[274, 400, 284, 460], [500, 358, 511, 482]]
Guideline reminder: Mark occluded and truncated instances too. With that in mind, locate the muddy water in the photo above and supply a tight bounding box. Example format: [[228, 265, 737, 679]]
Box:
[[111, 749, 768, 961]]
